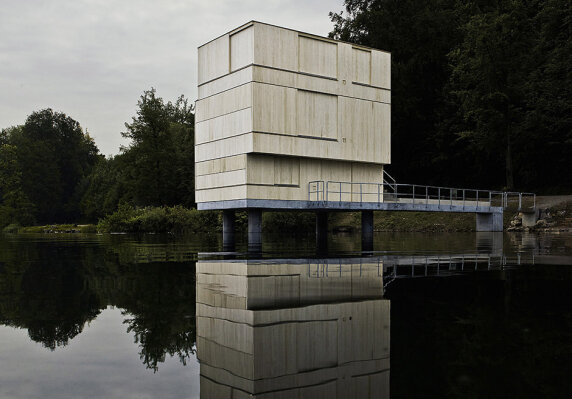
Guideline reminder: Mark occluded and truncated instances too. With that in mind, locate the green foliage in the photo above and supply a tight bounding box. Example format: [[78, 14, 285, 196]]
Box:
[[1, 110, 99, 224], [80, 155, 127, 220], [447, 1, 534, 190], [97, 205, 219, 234], [331, 0, 572, 192], [2, 223, 21, 234], [79, 89, 196, 222], [0, 141, 35, 227], [331, 0, 462, 186], [262, 212, 315, 234], [120, 88, 195, 207], [17, 224, 97, 234]]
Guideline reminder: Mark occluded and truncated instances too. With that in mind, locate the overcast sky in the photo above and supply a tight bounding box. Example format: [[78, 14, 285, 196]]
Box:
[[0, 0, 344, 155]]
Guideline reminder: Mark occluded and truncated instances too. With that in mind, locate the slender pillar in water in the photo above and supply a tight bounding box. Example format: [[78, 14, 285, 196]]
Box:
[[361, 210, 374, 252], [248, 209, 262, 253], [316, 212, 328, 253], [222, 210, 235, 251]]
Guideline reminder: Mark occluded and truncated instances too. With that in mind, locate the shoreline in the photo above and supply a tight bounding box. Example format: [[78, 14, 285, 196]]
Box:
[[7, 195, 571, 235]]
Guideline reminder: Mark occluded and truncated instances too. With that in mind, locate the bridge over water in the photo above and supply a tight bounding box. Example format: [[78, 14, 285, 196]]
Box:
[[211, 175, 536, 251]]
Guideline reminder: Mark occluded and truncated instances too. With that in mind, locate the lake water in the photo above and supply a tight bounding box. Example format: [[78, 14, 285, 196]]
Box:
[[1, 232, 571, 398]]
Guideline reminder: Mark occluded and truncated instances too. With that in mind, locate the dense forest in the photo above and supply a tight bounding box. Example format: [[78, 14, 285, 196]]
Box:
[[0, 89, 195, 227], [330, 0, 571, 191], [0, 0, 570, 228]]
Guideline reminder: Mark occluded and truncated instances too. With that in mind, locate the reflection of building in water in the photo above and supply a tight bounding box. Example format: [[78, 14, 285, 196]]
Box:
[[196, 259, 390, 398]]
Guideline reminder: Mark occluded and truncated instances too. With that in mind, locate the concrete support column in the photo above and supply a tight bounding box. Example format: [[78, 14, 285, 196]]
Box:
[[248, 209, 262, 252], [222, 210, 235, 251], [361, 210, 374, 252], [476, 212, 503, 232], [316, 212, 328, 253]]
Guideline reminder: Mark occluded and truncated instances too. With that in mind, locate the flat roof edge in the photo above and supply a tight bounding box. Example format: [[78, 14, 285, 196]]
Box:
[[197, 20, 391, 55]]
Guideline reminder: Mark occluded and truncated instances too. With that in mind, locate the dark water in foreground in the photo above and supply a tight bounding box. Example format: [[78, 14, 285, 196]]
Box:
[[0, 232, 571, 398]]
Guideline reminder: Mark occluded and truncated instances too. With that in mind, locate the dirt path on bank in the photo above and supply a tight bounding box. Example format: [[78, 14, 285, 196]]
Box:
[[536, 195, 572, 208]]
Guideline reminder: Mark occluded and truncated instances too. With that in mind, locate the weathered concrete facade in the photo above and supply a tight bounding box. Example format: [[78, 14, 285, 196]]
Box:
[[195, 21, 391, 209]]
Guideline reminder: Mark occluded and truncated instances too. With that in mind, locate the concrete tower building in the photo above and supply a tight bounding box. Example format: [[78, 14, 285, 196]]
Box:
[[195, 21, 391, 210]]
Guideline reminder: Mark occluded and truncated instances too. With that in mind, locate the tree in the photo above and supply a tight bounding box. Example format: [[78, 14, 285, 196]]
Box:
[[3, 109, 99, 223], [330, 0, 462, 185], [79, 155, 127, 221], [0, 139, 35, 227], [518, 0, 572, 190], [330, 0, 572, 192], [447, 1, 534, 190], [120, 88, 195, 207]]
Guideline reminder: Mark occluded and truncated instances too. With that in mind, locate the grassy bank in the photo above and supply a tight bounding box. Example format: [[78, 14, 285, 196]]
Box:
[[329, 211, 475, 232], [96, 205, 219, 234], [6, 196, 571, 235], [7, 224, 97, 234], [96, 206, 315, 234]]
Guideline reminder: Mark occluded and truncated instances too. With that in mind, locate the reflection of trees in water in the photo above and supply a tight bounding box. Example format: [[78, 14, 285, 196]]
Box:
[[388, 268, 572, 399], [0, 238, 196, 370], [114, 262, 196, 372], [124, 313, 195, 372], [0, 241, 103, 350]]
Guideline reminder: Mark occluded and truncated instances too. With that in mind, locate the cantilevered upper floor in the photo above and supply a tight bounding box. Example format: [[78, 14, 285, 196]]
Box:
[[195, 21, 391, 207]]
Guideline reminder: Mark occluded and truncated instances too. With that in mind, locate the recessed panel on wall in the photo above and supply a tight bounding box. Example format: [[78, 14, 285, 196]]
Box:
[[340, 96, 374, 158], [296, 90, 338, 140], [253, 23, 298, 71], [353, 47, 371, 85], [274, 157, 300, 186], [371, 51, 391, 89], [230, 26, 253, 71], [247, 154, 275, 185], [299, 36, 337, 79], [373, 102, 391, 164], [198, 34, 229, 85], [252, 83, 296, 135]]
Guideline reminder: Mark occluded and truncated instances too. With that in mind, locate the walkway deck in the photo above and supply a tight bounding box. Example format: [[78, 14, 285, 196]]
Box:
[[198, 198, 502, 213], [203, 180, 536, 246]]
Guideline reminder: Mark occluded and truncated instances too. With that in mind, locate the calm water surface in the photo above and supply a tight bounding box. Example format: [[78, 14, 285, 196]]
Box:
[[0, 232, 571, 398]]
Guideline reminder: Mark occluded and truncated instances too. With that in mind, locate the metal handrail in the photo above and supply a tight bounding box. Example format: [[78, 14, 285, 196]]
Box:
[[308, 180, 325, 201], [308, 180, 535, 210], [382, 170, 397, 193]]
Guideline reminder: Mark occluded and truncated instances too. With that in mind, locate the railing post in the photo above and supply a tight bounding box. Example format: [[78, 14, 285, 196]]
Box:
[[438, 188, 441, 207], [377, 184, 381, 203], [360, 183, 363, 203], [476, 190, 479, 210], [339, 182, 342, 203], [489, 191, 492, 207], [518, 193, 522, 210], [412, 185, 415, 205], [326, 181, 329, 202], [450, 189, 453, 207], [463, 189, 465, 209], [425, 186, 428, 205]]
